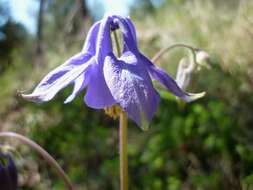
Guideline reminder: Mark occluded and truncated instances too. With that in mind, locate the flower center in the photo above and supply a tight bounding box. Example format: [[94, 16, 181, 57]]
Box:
[[110, 21, 119, 31], [104, 105, 122, 119]]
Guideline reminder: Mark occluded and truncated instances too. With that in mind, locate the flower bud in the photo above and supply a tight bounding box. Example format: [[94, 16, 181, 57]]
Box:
[[0, 152, 18, 190], [196, 50, 210, 69]]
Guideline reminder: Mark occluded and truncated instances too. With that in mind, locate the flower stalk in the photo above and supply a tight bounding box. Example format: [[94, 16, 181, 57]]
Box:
[[151, 43, 198, 64], [113, 30, 129, 190], [0, 132, 74, 190], [119, 111, 128, 190]]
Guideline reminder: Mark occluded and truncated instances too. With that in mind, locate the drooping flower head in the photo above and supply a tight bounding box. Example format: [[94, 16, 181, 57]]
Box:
[[22, 14, 204, 129], [176, 50, 210, 90]]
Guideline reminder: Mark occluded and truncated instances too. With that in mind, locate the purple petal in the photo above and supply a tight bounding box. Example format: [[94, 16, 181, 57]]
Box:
[[125, 17, 137, 43], [112, 15, 137, 43], [82, 21, 100, 54], [104, 52, 160, 129], [64, 71, 90, 104], [140, 53, 205, 102], [113, 16, 138, 52], [95, 16, 113, 63], [84, 62, 116, 109], [22, 53, 94, 102], [0, 153, 17, 190]]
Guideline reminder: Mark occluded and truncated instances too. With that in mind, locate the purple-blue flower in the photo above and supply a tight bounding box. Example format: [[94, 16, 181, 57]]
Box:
[[0, 152, 18, 190], [22, 14, 204, 128]]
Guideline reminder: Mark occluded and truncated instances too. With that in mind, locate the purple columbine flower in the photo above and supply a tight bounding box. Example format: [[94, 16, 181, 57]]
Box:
[[0, 152, 18, 190], [22, 14, 204, 128]]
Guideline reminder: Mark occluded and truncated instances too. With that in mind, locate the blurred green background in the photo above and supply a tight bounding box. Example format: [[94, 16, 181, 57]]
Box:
[[1, 0, 253, 189]]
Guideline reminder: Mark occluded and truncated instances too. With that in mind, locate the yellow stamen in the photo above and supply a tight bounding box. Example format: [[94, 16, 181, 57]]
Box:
[[104, 105, 122, 119]]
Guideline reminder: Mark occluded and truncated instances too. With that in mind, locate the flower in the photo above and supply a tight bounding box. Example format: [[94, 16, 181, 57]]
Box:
[[0, 152, 18, 190], [176, 57, 194, 90], [196, 50, 210, 67], [195, 50, 211, 72], [176, 50, 210, 90], [22, 14, 204, 128]]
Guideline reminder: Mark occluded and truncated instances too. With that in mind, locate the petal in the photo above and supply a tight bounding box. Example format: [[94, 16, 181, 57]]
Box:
[[82, 21, 100, 54], [112, 15, 137, 43], [175, 58, 192, 89], [125, 17, 137, 43], [104, 52, 160, 129], [84, 61, 116, 109], [113, 16, 138, 52], [0, 153, 17, 190], [7, 155, 17, 189], [22, 53, 94, 103], [64, 70, 90, 104], [140, 53, 205, 102], [95, 16, 113, 63]]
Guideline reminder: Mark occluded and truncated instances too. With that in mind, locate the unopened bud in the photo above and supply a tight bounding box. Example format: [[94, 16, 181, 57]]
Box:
[[196, 50, 210, 69]]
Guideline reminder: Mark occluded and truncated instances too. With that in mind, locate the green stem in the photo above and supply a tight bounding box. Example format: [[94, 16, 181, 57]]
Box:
[[0, 132, 74, 190], [119, 111, 128, 190], [113, 30, 129, 190], [151, 43, 198, 65]]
